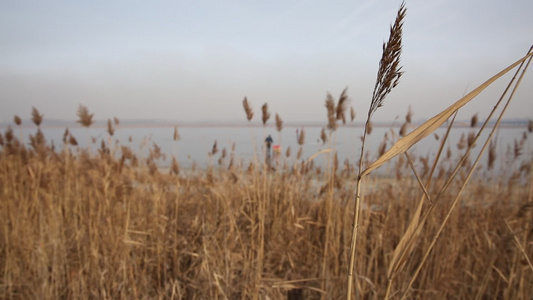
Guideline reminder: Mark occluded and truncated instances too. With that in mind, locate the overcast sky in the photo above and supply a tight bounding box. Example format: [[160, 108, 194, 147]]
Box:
[[1, 0, 532, 124]]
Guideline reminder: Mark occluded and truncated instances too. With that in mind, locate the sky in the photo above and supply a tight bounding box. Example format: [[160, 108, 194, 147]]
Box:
[[1, 0, 532, 125]]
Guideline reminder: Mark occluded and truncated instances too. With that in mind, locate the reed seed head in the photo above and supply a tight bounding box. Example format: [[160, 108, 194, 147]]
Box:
[[399, 122, 408, 137], [297, 128, 305, 146], [528, 119, 533, 133], [31, 107, 43, 127], [275, 113, 283, 132], [457, 133, 467, 150], [107, 119, 115, 136], [69, 135, 78, 146], [325, 93, 337, 131], [514, 139, 523, 159], [211, 140, 218, 155], [242, 97, 254, 121], [171, 156, 180, 175], [14, 115, 22, 126], [467, 132, 476, 148], [173, 126, 180, 141], [350, 106, 356, 122], [261, 103, 271, 125], [369, 2, 405, 118], [320, 128, 327, 145], [77, 105, 94, 128], [405, 106, 413, 123], [5, 126, 14, 142], [488, 140, 496, 170], [336, 87, 349, 124], [471, 114, 478, 128], [378, 140, 387, 157]]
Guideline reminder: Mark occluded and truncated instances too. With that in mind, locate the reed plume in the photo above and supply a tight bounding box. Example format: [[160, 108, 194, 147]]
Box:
[[107, 119, 115, 136], [325, 93, 337, 131], [297, 128, 305, 146], [457, 133, 467, 150], [399, 122, 408, 137], [5, 127, 13, 143], [77, 105, 94, 127], [369, 2, 405, 118], [242, 97, 254, 121], [285, 146, 291, 158], [488, 140, 497, 169], [31, 107, 43, 127], [514, 139, 523, 159], [14, 115, 22, 126], [211, 140, 218, 155], [320, 128, 328, 145], [471, 113, 479, 128], [173, 126, 180, 141], [69, 135, 78, 146], [467, 131, 476, 148], [336, 87, 349, 124], [378, 139, 387, 157], [63, 128, 69, 144], [405, 106, 413, 123], [261, 103, 271, 125], [528, 119, 533, 133], [350, 107, 356, 122], [275, 113, 283, 132]]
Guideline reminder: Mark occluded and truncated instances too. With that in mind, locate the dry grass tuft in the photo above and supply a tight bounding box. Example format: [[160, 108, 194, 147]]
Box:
[[1, 103, 532, 300]]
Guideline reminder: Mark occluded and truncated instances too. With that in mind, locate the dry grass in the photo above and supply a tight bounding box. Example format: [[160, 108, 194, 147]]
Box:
[[0, 115, 532, 299]]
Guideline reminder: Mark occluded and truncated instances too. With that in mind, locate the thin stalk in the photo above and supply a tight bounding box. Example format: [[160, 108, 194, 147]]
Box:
[[346, 118, 370, 299]]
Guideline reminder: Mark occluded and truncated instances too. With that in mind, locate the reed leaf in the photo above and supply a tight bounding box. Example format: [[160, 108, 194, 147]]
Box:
[[361, 52, 533, 177]]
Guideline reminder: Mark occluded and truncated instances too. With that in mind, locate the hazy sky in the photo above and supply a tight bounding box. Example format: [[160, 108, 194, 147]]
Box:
[[1, 0, 532, 124]]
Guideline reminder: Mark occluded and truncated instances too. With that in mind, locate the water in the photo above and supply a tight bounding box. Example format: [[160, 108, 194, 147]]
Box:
[[3, 124, 532, 175]]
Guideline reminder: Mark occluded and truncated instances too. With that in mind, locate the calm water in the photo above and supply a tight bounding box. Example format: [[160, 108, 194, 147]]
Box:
[[3, 124, 532, 175]]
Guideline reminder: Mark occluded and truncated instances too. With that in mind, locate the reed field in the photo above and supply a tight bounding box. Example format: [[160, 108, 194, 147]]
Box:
[[2, 4, 533, 300]]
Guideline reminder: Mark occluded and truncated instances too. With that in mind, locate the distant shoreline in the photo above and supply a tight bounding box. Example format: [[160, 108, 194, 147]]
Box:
[[0, 121, 529, 130]]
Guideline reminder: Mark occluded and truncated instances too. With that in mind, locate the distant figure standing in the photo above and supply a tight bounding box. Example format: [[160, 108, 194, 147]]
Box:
[[265, 135, 274, 166]]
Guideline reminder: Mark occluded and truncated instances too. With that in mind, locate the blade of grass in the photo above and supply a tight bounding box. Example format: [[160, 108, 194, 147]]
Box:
[[361, 51, 533, 177]]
